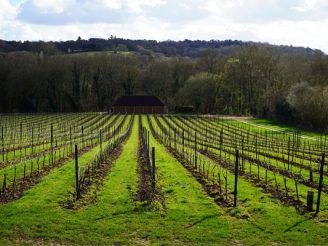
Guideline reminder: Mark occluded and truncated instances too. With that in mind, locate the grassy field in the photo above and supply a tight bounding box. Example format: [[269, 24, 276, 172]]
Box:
[[0, 114, 327, 245], [247, 118, 328, 138]]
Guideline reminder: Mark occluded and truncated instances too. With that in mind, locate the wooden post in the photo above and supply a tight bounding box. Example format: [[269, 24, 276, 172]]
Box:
[[307, 191, 314, 212], [51, 124, 54, 165], [194, 133, 197, 169], [82, 125, 84, 147], [316, 153, 325, 214], [70, 126, 72, 151], [234, 149, 239, 207], [75, 144, 80, 200], [31, 127, 34, 154], [1, 126, 4, 162], [287, 137, 291, 170], [220, 129, 223, 159], [23, 162, 26, 180], [182, 130, 185, 154], [152, 147, 156, 191]]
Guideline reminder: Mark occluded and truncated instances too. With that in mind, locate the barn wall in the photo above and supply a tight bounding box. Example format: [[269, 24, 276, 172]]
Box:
[[112, 106, 165, 114]]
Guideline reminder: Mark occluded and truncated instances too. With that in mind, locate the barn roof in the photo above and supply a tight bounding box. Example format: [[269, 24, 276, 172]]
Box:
[[113, 96, 164, 106]]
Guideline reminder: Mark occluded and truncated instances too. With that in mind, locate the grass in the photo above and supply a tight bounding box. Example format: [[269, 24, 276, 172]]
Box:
[[0, 116, 327, 245], [0, 117, 236, 244], [247, 119, 328, 138], [147, 115, 328, 244]]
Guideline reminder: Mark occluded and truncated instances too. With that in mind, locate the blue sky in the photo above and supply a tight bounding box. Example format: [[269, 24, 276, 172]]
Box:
[[1, 0, 328, 53]]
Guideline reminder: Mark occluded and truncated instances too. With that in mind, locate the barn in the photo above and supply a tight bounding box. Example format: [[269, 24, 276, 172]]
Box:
[[112, 96, 167, 114]]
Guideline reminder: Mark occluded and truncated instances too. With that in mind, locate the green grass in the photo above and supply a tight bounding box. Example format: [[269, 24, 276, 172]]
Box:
[[247, 119, 328, 138], [0, 117, 234, 245], [0, 116, 327, 245]]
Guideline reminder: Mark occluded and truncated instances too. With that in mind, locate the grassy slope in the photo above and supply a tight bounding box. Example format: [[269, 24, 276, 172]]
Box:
[[0, 117, 327, 245], [248, 119, 328, 138]]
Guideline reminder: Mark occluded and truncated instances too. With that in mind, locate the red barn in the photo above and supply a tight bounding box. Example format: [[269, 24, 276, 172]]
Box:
[[112, 96, 167, 114]]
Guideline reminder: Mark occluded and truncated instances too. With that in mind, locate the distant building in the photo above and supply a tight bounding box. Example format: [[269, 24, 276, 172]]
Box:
[[112, 95, 167, 114]]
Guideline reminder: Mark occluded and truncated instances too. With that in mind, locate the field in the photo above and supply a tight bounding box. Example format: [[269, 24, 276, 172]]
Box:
[[0, 113, 327, 245]]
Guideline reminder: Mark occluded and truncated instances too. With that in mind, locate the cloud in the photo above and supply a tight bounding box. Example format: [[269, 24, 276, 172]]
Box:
[[17, 0, 130, 25], [16, 0, 206, 25], [141, 0, 208, 23], [32, 0, 73, 13], [0, 0, 18, 22], [1, 0, 328, 53]]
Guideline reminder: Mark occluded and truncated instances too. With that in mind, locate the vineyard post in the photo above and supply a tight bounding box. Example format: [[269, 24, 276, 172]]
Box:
[[1, 126, 4, 162], [13, 166, 17, 191], [152, 147, 156, 191], [31, 127, 34, 154], [287, 137, 291, 170], [194, 133, 197, 169], [255, 133, 258, 159], [23, 162, 26, 180], [234, 149, 239, 207], [182, 130, 185, 154], [241, 136, 245, 171], [219, 129, 223, 159], [82, 125, 84, 147], [316, 153, 326, 215], [75, 144, 80, 200], [70, 126, 72, 152], [307, 191, 314, 211], [205, 128, 208, 152], [51, 124, 54, 165]]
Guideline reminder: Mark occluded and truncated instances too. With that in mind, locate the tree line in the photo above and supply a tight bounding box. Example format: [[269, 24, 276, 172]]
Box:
[[0, 37, 322, 58], [0, 45, 327, 132]]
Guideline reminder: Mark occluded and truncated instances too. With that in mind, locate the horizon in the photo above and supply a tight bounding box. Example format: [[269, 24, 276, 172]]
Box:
[[1, 0, 328, 53]]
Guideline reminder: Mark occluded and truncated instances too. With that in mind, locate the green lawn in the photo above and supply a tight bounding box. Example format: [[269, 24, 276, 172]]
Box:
[[247, 119, 328, 138]]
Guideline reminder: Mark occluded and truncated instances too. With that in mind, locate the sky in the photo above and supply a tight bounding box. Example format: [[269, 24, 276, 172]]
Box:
[[1, 0, 328, 53]]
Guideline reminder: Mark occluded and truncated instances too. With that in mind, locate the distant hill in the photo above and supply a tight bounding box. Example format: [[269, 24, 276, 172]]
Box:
[[0, 37, 323, 58]]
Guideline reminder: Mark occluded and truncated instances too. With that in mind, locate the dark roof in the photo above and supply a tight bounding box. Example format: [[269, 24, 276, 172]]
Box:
[[113, 96, 164, 106]]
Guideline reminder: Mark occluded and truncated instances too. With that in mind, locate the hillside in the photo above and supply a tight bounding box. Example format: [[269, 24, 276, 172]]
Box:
[[0, 37, 324, 58]]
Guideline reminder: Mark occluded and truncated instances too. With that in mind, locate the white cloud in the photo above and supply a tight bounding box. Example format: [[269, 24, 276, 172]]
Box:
[[127, 0, 166, 13], [100, 0, 123, 9], [1, 0, 328, 53], [0, 0, 18, 22], [293, 0, 328, 12], [32, 0, 73, 13]]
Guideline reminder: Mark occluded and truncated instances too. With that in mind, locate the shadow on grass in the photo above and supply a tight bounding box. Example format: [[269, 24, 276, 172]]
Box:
[[185, 214, 218, 228], [283, 217, 312, 233]]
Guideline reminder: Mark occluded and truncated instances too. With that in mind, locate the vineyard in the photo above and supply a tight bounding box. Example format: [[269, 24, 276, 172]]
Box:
[[0, 113, 327, 245]]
